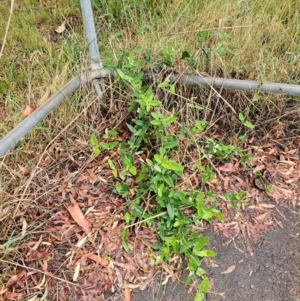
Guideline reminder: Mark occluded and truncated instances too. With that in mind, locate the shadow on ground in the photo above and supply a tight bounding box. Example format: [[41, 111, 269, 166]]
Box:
[[127, 206, 300, 301]]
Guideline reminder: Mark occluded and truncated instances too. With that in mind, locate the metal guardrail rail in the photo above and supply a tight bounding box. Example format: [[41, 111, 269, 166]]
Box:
[[0, 0, 300, 157]]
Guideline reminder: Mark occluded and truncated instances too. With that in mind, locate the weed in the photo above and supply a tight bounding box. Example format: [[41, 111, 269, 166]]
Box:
[[194, 277, 210, 301], [238, 113, 255, 129], [101, 53, 225, 296], [265, 186, 274, 195], [204, 138, 243, 161], [90, 133, 100, 155], [1, 1, 299, 299], [225, 191, 247, 210], [194, 163, 216, 185]]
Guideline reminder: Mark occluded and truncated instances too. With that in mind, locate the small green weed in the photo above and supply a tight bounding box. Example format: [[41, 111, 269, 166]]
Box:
[[95, 51, 257, 297], [265, 186, 274, 195], [1, 1, 299, 300], [90, 133, 100, 155], [194, 163, 216, 185], [102, 53, 225, 295], [90, 133, 119, 156], [239, 113, 255, 129], [225, 191, 247, 210], [204, 138, 243, 161], [194, 277, 210, 301]]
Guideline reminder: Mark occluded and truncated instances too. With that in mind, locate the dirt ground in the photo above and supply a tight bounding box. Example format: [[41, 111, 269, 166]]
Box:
[[127, 205, 300, 301], [1, 105, 300, 301]]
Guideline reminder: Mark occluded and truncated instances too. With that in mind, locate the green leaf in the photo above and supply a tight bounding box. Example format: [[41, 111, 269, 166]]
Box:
[[163, 174, 174, 187], [121, 228, 130, 252], [239, 113, 254, 129], [151, 243, 163, 251], [187, 254, 202, 272], [197, 207, 218, 222], [195, 249, 217, 257], [244, 121, 254, 129], [153, 164, 162, 173], [151, 112, 162, 120], [170, 84, 175, 94], [132, 72, 143, 84], [146, 158, 153, 166], [158, 81, 170, 88], [132, 203, 144, 218], [238, 112, 245, 122], [185, 271, 194, 286], [193, 237, 209, 252], [119, 170, 126, 181], [107, 159, 116, 169], [129, 166, 137, 176], [149, 99, 162, 106], [132, 119, 144, 126], [90, 134, 100, 155], [252, 91, 259, 102], [194, 291, 204, 301], [90, 133, 98, 146], [126, 123, 137, 134], [161, 160, 183, 172], [123, 157, 132, 169], [186, 102, 195, 108], [199, 277, 209, 293], [236, 191, 245, 201], [100, 142, 118, 150], [164, 115, 177, 125], [181, 50, 191, 59], [166, 203, 175, 220], [136, 173, 145, 182], [163, 236, 178, 253], [196, 267, 207, 277], [157, 183, 164, 197], [123, 211, 132, 224], [115, 182, 130, 197], [162, 236, 175, 244], [150, 120, 162, 126], [159, 147, 166, 156], [154, 154, 164, 164], [195, 120, 207, 132], [108, 159, 117, 177], [92, 146, 100, 156], [172, 239, 179, 253], [116, 68, 132, 81], [173, 219, 188, 227]]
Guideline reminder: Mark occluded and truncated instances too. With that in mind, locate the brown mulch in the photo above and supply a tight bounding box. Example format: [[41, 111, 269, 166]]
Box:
[[1, 115, 300, 301]]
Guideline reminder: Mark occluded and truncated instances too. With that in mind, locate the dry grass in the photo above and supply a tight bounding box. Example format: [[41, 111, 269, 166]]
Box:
[[0, 0, 299, 151], [0, 0, 300, 299], [99, 0, 300, 82]]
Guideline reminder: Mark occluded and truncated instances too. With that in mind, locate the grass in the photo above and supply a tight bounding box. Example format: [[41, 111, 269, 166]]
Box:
[[0, 0, 300, 299], [0, 0, 299, 135], [98, 0, 300, 81]]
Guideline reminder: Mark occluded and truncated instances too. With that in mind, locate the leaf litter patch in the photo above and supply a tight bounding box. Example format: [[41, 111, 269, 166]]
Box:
[[1, 118, 300, 301], [212, 137, 300, 250]]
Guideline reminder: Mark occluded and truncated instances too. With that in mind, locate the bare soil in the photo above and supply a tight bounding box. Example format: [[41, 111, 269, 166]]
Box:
[[1, 101, 300, 301], [128, 205, 300, 301]]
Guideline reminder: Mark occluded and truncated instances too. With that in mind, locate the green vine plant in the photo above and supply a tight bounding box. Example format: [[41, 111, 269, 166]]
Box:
[[89, 52, 251, 300]]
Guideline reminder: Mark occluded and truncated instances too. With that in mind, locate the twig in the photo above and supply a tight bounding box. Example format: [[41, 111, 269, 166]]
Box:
[[12, 86, 109, 220], [124, 211, 167, 228], [0, 259, 81, 287], [125, 204, 194, 229], [0, 0, 14, 58], [195, 71, 237, 115]]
